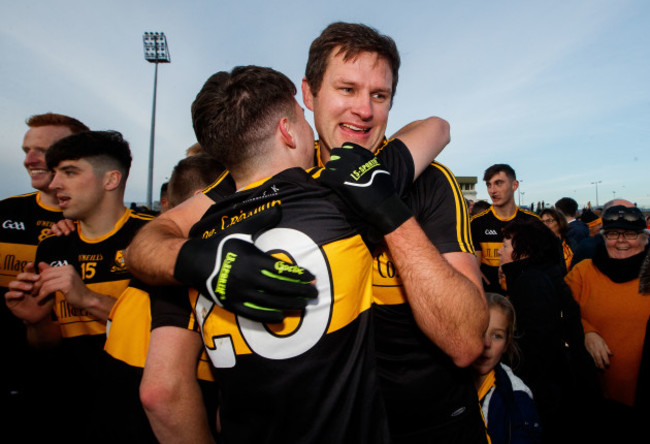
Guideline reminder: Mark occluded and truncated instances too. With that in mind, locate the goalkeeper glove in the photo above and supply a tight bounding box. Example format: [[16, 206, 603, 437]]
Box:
[[174, 206, 317, 323], [319, 142, 412, 235]]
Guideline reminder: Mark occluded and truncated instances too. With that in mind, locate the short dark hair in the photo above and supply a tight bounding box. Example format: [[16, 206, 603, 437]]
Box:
[[167, 154, 225, 208], [26, 113, 89, 134], [471, 199, 491, 216], [45, 131, 132, 185], [305, 22, 400, 104], [540, 207, 569, 238], [191, 66, 297, 172], [555, 197, 578, 218], [483, 164, 516, 182], [501, 218, 563, 266]]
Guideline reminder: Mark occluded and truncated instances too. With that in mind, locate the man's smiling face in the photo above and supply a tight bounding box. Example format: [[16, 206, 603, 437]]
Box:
[[22, 125, 73, 191], [302, 49, 392, 161]]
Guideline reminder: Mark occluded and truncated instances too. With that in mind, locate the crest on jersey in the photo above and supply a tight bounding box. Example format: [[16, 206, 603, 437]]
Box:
[[110, 249, 127, 273]]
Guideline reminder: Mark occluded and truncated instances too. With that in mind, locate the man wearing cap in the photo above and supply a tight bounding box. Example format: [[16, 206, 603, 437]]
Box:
[[565, 203, 649, 440]]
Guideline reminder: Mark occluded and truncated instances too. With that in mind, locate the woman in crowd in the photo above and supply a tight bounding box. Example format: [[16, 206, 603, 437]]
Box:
[[565, 205, 649, 438], [540, 207, 573, 269], [473, 292, 542, 444], [498, 218, 599, 443]]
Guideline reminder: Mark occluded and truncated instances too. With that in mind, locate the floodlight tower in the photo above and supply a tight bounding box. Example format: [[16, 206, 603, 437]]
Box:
[[142, 32, 171, 209], [591, 180, 602, 207]]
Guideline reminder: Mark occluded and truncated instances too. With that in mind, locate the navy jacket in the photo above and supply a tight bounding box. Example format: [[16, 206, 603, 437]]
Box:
[[483, 363, 542, 444]]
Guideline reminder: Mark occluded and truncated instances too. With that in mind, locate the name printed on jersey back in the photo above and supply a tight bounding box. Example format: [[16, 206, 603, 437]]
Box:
[[201, 200, 280, 239]]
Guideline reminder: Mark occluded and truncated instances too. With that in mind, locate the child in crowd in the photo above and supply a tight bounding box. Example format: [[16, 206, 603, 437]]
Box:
[[473, 292, 542, 444]]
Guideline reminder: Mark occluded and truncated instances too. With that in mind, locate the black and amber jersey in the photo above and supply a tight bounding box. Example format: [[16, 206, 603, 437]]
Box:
[[191, 140, 413, 443], [470, 205, 539, 293], [105, 279, 216, 381], [194, 168, 384, 443], [371, 163, 487, 442], [202, 169, 237, 201], [35, 208, 153, 339], [114, 170, 238, 378], [0, 191, 62, 290], [0, 191, 62, 409]]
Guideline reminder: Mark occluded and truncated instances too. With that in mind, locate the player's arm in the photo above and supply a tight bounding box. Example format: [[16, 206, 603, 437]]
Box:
[[320, 144, 487, 366], [443, 251, 484, 292], [126, 192, 214, 285], [141, 326, 215, 444], [37, 262, 116, 321], [389, 117, 450, 178], [173, 206, 317, 323], [384, 223, 487, 367]]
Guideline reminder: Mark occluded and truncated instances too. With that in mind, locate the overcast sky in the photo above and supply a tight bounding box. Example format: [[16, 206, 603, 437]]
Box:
[[1, 0, 648, 209]]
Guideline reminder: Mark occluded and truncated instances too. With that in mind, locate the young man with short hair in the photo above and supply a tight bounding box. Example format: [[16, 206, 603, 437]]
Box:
[[5, 130, 153, 436], [471, 163, 539, 294]]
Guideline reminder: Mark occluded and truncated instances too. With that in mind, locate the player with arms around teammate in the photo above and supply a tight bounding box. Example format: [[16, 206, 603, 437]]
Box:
[[471, 163, 538, 294], [170, 65, 401, 443], [302, 22, 489, 443], [126, 21, 488, 443], [5, 131, 153, 437], [124, 24, 449, 287]]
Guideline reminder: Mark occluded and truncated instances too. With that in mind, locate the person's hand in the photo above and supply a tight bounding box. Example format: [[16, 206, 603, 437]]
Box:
[[585, 331, 613, 370], [5, 262, 54, 324], [318, 142, 412, 235], [174, 206, 317, 323], [37, 262, 90, 310], [48, 219, 76, 236]]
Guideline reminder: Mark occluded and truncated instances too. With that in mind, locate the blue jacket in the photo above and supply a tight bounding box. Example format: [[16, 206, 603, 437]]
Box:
[[483, 364, 542, 444]]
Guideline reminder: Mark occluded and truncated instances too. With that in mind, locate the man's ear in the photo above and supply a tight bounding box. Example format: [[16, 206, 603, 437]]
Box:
[[104, 170, 122, 191], [301, 78, 315, 111], [278, 117, 296, 148], [512, 180, 519, 192]]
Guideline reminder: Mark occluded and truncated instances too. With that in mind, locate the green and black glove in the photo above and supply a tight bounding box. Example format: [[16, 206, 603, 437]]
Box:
[[174, 206, 317, 323], [319, 142, 412, 235]]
